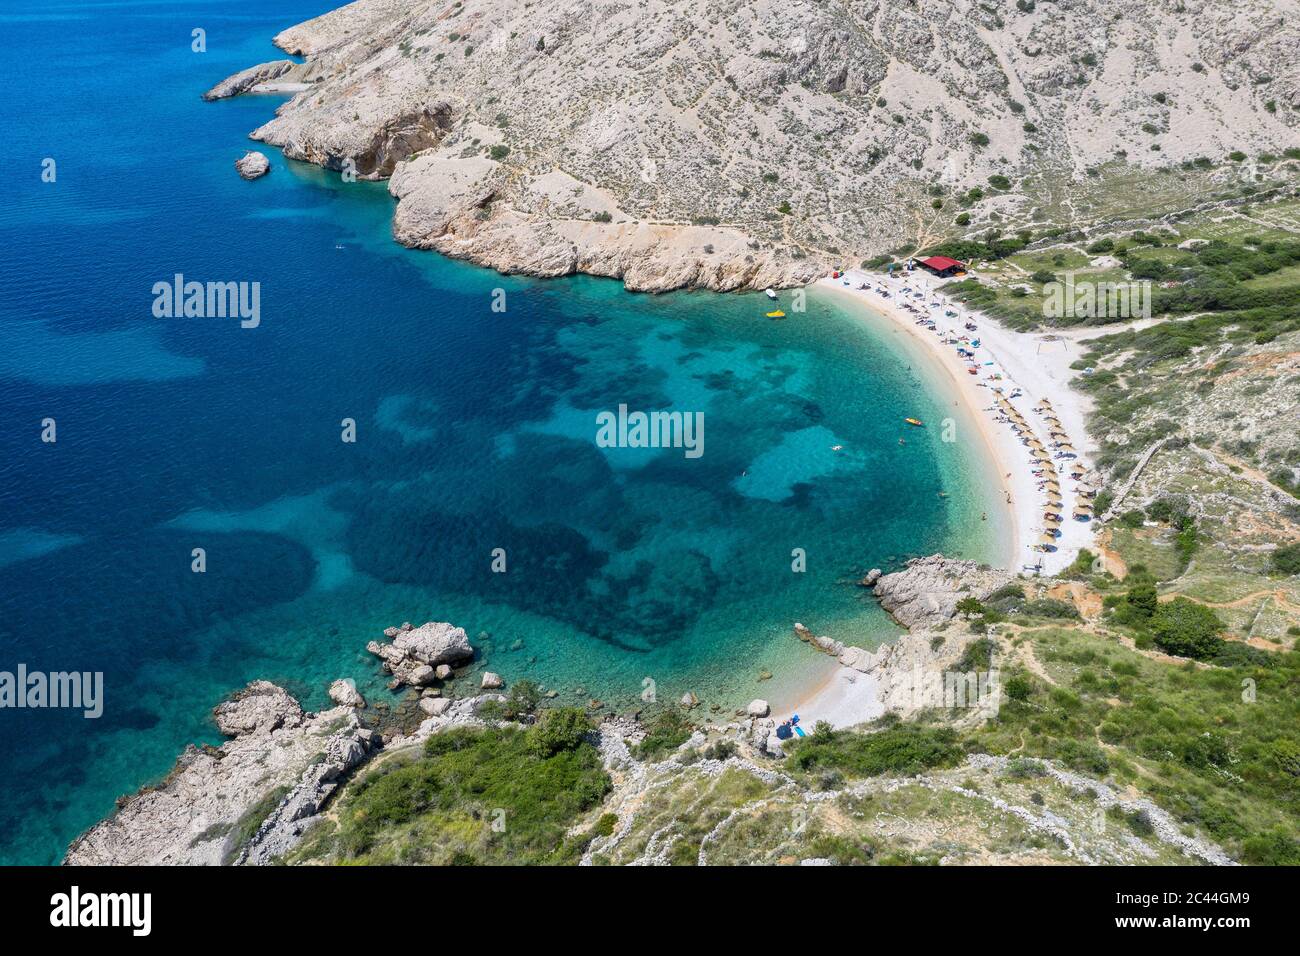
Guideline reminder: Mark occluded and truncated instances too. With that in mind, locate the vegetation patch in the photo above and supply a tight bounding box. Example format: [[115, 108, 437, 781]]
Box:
[[294, 711, 609, 865]]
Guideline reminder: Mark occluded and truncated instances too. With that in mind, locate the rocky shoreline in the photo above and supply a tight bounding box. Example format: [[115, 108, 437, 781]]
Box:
[[64, 681, 377, 865], [63, 552, 1011, 865], [200, 0, 1298, 295]]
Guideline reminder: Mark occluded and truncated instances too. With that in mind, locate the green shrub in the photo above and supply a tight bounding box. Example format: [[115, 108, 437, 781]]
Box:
[[501, 679, 541, 720], [1271, 542, 1300, 575], [1241, 827, 1300, 865], [321, 725, 610, 864], [1151, 598, 1224, 660], [1117, 583, 1158, 624], [786, 723, 963, 779], [1065, 548, 1097, 578], [956, 638, 995, 671], [631, 709, 694, 760], [528, 707, 593, 756], [1004, 675, 1033, 701], [1120, 509, 1145, 528], [1019, 598, 1080, 620]]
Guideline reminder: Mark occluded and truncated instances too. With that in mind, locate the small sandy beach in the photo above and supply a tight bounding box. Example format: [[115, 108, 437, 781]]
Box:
[[771, 267, 1099, 730]]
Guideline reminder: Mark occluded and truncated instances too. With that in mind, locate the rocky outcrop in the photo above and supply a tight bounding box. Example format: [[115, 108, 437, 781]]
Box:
[[366, 620, 473, 688], [328, 678, 365, 708], [234, 151, 270, 180], [202, 60, 302, 101], [257, 102, 454, 180], [795, 621, 875, 672], [213, 679, 302, 735], [419, 696, 453, 717], [239, 722, 380, 865], [385, 153, 820, 292], [481, 671, 504, 690], [65, 681, 371, 865], [868, 555, 1014, 630]]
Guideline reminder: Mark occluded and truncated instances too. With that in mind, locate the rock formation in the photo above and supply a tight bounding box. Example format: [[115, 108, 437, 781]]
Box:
[[366, 620, 474, 688], [868, 554, 1014, 630], [205, 0, 1300, 292], [234, 151, 270, 180], [202, 60, 304, 101], [328, 678, 365, 708], [64, 681, 375, 865]]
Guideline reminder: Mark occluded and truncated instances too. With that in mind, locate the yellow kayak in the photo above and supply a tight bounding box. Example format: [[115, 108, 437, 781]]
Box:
[[905, 418, 924, 427], [766, 310, 786, 318]]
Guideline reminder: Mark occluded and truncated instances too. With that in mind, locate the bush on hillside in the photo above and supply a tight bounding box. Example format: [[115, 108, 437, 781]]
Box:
[[1151, 598, 1224, 659]]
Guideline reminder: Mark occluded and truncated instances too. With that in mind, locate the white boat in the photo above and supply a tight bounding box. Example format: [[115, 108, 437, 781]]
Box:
[[765, 288, 777, 300]]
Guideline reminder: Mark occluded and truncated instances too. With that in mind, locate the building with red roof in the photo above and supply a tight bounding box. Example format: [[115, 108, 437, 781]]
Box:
[[913, 255, 967, 278]]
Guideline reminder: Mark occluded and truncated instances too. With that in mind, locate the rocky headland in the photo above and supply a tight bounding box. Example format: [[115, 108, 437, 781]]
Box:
[[205, 0, 1298, 292], [64, 680, 377, 865], [867, 553, 1015, 630]]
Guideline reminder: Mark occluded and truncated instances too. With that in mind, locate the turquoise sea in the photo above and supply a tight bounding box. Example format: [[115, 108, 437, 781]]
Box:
[[0, 0, 1005, 863]]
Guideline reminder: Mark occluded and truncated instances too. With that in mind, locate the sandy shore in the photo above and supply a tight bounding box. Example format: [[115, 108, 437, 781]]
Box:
[[771, 267, 1098, 730], [771, 658, 884, 731]]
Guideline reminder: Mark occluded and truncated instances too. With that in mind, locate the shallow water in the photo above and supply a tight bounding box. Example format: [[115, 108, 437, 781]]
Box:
[[0, 0, 1004, 863]]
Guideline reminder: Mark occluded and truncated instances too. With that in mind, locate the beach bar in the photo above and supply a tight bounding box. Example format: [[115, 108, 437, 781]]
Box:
[[914, 255, 967, 278]]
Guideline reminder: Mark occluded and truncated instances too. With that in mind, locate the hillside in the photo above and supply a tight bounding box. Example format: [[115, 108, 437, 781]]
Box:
[[207, 0, 1300, 290]]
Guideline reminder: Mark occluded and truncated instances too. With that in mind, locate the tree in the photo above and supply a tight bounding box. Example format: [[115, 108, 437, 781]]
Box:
[[955, 597, 986, 619], [527, 707, 592, 756], [1126, 583, 1159, 619], [1151, 598, 1224, 659]]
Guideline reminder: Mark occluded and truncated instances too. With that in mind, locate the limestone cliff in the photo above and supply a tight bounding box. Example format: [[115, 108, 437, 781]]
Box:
[[207, 0, 1300, 292]]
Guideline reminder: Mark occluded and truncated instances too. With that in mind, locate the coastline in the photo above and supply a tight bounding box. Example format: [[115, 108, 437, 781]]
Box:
[[818, 268, 1097, 576], [771, 268, 1099, 731]]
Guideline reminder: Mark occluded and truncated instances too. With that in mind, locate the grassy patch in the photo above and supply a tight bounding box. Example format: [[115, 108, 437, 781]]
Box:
[[966, 626, 1300, 862], [295, 716, 610, 865], [785, 720, 964, 779]]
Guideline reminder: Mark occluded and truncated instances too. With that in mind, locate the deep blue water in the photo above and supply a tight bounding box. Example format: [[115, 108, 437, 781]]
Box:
[[0, 0, 1004, 863]]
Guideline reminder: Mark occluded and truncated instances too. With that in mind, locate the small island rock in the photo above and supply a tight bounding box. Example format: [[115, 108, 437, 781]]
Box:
[[235, 151, 270, 180]]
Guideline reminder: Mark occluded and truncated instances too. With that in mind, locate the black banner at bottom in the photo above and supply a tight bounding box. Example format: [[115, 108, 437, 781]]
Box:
[[0, 865, 1280, 941]]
